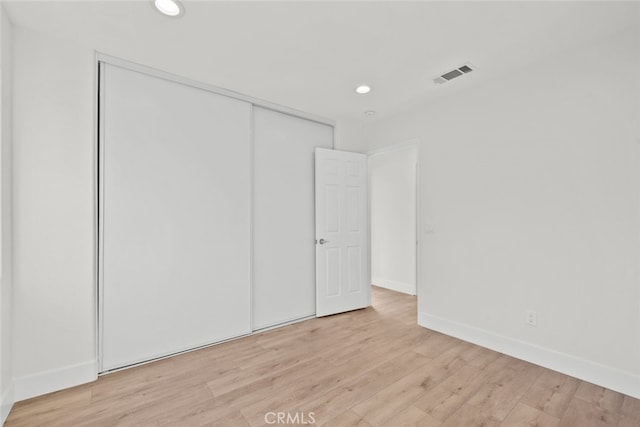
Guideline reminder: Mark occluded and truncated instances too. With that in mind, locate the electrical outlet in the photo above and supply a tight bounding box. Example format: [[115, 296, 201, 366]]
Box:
[[525, 310, 537, 327]]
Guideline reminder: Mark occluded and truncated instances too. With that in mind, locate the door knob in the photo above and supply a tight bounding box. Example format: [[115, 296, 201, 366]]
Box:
[[318, 238, 328, 245]]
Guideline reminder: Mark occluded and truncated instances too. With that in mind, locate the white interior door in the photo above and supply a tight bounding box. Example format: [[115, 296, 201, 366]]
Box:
[[253, 108, 333, 329], [315, 148, 370, 317], [100, 64, 251, 371]]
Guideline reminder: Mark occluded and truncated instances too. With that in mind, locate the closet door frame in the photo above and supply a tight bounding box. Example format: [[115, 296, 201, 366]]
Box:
[[95, 53, 334, 373]]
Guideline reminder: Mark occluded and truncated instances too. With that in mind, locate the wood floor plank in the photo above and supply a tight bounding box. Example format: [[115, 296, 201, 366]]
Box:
[[415, 414, 443, 427], [240, 353, 382, 426], [466, 359, 543, 421], [411, 332, 460, 359], [440, 403, 501, 427], [156, 405, 249, 427], [520, 370, 580, 419], [574, 381, 625, 420], [466, 346, 501, 368], [500, 403, 560, 426], [388, 405, 432, 426], [320, 409, 372, 427], [110, 384, 215, 427], [352, 342, 471, 425], [559, 397, 619, 427], [295, 350, 432, 425], [413, 354, 511, 422], [5, 287, 638, 427], [618, 395, 640, 427], [2, 385, 93, 427], [207, 338, 340, 397], [206, 357, 330, 412]]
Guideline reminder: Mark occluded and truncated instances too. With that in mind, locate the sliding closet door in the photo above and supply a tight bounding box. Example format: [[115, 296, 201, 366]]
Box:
[[252, 107, 333, 329], [100, 64, 251, 371]]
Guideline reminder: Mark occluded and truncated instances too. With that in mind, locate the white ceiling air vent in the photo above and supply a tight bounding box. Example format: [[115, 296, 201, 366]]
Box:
[[433, 63, 475, 84]]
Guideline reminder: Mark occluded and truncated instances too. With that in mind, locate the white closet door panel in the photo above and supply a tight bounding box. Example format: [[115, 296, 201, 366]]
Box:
[[252, 107, 333, 330], [101, 64, 251, 371]]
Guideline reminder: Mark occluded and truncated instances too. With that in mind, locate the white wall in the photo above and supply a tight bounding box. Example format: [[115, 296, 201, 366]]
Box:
[[334, 119, 364, 153], [370, 147, 417, 295], [12, 27, 96, 400], [0, 5, 14, 423], [350, 27, 640, 397]]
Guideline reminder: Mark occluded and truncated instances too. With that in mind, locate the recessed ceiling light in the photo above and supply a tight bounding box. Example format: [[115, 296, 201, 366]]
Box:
[[364, 110, 376, 117], [355, 85, 372, 95], [154, 0, 184, 17]]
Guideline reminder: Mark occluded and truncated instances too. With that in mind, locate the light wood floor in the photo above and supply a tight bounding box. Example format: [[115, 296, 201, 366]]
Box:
[[6, 286, 640, 426]]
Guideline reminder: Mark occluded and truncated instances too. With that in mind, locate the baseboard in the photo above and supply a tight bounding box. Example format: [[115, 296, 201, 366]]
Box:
[[372, 277, 416, 295], [13, 359, 97, 402], [419, 312, 640, 399], [1, 383, 14, 425]]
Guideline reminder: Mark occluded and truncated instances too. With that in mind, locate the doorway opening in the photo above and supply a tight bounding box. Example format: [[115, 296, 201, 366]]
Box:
[[368, 142, 419, 321]]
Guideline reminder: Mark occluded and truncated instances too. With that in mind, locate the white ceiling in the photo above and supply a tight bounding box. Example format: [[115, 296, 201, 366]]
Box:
[[4, 1, 639, 122]]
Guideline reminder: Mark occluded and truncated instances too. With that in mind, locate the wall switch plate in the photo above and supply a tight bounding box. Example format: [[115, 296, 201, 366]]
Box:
[[525, 310, 537, 327]]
